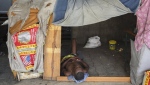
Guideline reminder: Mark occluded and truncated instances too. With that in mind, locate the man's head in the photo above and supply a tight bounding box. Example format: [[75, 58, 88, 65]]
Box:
[[74, 72, 84, 80]]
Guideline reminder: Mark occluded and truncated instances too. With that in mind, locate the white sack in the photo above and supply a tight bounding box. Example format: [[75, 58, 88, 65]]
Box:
[[84, 36, 101, 48], [130, 40, 150, 85], [1, 20, 8, 26]]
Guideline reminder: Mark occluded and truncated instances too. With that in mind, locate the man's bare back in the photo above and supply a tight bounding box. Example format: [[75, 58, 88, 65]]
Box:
[[61, 55, 89, 80]]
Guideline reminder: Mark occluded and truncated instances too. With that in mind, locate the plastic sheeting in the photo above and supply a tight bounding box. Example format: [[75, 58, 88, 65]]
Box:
[[53, 0, 132, 26], [130, 40, 150, 85], [7, 0, 56, 73]]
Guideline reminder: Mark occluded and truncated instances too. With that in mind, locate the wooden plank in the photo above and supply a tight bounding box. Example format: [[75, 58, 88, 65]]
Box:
[[51, 25, 61, 80], [43, 15, 61, 80], [124, 30, 136, 36], [43, 26, 53, 80], [57, 76, 130, 82], [12, 0, 17, 3], [12, 70, 17, 79], [72, 38, 77, 54]]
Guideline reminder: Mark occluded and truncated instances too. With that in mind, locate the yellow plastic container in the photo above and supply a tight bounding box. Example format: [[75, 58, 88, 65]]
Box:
[[109, 40, 117, 50]]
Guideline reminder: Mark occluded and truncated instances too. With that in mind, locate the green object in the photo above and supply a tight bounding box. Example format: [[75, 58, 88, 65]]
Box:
[[61, 54, 74, 63], [109, 40, 117, 50]]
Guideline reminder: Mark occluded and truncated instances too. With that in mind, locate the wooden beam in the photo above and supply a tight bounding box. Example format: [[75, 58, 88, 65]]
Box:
[[57, 76, 130, 82], [124, 30, 136, 36], [43, 15, 61, 80], [12, 0, 17, 3], [72, 38, 77, 54]]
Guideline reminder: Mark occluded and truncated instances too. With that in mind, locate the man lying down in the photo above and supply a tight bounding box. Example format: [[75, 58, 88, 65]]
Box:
[[61, 54, 89, 83]]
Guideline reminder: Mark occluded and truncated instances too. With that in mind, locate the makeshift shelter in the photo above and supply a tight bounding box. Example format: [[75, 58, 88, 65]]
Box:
[[6, 0, 150, 85]]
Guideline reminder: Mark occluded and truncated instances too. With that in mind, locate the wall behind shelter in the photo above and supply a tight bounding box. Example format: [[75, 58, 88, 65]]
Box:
[[72, 13, 136, 44]]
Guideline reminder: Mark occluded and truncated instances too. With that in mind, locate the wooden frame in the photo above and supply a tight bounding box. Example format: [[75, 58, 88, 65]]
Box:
[[43, 16, 61, 80], [43, 22, 131, 82], [57, 77, 130, 82], [11, 0, 131, 82]]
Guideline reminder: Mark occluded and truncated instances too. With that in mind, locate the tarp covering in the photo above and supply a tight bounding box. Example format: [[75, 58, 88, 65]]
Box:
[[53, 0, 133, 26], [120, 0, 141, 12]]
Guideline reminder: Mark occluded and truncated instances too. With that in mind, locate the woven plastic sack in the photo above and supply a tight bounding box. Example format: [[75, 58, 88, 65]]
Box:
[[142, 71, 150, 85]]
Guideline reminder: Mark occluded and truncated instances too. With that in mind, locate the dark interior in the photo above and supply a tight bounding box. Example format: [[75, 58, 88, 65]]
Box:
[[61, 13, 137, 77]]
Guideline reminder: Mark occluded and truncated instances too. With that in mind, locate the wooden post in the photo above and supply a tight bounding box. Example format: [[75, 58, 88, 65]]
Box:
[[43, 15, 61, 80], [72, 38, 77, 54], [12, 0, 16, 3]]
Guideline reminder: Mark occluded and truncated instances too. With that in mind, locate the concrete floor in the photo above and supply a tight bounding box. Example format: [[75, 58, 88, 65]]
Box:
[[61, 40, 131, 77], [0, 41, 133, 85], [0, 54, 132, 85], [1, 78, 132, 85], [0, 23, 132, 85], [14, 79, 132, 85]]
